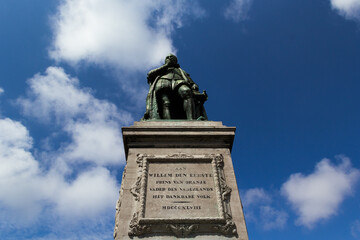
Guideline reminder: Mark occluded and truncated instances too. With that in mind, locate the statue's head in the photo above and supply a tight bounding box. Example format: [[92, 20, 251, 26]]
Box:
[[165, 54, 178, 65]]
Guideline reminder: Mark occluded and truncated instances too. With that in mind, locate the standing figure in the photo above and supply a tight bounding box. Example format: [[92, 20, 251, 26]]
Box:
[[143, 54, 207, 120]]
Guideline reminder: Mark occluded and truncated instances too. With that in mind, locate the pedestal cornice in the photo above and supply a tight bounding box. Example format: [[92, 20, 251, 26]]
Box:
[[122, 121, 236, 159]]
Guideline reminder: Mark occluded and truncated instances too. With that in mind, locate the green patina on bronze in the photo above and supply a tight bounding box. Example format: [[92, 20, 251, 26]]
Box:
[[142, 54, 208, 121]]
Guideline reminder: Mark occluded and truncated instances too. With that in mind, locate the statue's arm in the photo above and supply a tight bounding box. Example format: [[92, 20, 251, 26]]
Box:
[[147, 63, 169, 84], [183, 71, 199, 91]]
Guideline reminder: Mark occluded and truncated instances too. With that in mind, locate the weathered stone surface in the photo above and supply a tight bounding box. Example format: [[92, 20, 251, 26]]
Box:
[[114, 121, 248, 240], [145, 161, 218, 219]]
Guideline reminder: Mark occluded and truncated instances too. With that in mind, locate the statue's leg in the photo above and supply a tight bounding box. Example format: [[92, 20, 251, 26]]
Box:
[[161, 92, 171, 119], [155, 79, 172, 119], [178, 85, 195, 120]]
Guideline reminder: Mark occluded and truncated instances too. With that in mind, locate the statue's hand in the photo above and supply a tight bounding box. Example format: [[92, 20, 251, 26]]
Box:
[[192, 84, 199, 91], [164, 61, 172, 67]]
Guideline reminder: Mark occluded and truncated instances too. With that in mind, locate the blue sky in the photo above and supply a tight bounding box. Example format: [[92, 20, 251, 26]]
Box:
[[1, 0, 360, 239]]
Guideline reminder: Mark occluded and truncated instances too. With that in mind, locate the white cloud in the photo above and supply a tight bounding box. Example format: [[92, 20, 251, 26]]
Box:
[[224, 0, 253, 22], [17, 66, 132, 166], [243, 187, 271, 208], [18, 67, 131, 124], [62, 121, 124, 165], [0, 117, 119, 237], [330, 0, 360, 21], [242, 188, 287, 230], [3, 66, 132, 237], [260, 206, 288, 230], [18, 67, 91, 122], [0, 118, 39, 221], [50, 0, 205, 71], [5, 67, 128, 227], [55, 167, 118, 219], [281, 156, 360, 228]]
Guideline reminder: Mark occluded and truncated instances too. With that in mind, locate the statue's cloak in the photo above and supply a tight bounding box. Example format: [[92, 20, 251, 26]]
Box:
[[143, 75, 162, 120]]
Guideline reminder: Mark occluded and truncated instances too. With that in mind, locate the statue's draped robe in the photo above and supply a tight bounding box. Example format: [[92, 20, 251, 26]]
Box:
[[143, 74, 161, 120]]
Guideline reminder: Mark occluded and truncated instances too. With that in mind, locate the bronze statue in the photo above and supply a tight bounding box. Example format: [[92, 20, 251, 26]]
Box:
[[142, 54, 208, 120]]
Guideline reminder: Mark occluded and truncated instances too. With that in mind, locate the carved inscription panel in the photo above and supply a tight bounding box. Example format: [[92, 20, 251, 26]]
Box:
[[145, 161, 220, 219], [129, 154, 238, 237]]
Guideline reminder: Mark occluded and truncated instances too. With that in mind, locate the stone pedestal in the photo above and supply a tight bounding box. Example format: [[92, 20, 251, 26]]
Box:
[[114, 121, 248, 240]]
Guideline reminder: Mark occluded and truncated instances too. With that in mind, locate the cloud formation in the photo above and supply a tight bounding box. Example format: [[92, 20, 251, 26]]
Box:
[[281, 156, 360, 228], [259, 205, 288, 230], [0, 67, 132, 238], [0, 118, 118, 225], [330, 0, 360, 21], [224, 0, 253, 22], [242, 188, 287, 230], [18, 66, 132, 166], [242, 187, 271, 208], [0, 118, 39, 222], [50, 0, 205, 71]]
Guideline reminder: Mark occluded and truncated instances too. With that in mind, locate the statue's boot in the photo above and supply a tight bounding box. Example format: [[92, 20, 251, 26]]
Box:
[[163, 105, 171, 119], [183, 98, 195, 120]]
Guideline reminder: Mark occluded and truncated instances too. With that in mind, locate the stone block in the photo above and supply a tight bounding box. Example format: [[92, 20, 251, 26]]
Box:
[[114, 121, 249, 240]]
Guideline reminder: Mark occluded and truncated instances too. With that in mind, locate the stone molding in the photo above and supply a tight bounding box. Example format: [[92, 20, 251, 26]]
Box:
[[113, 165, 127, 239], [122, 121, 236, 159]]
